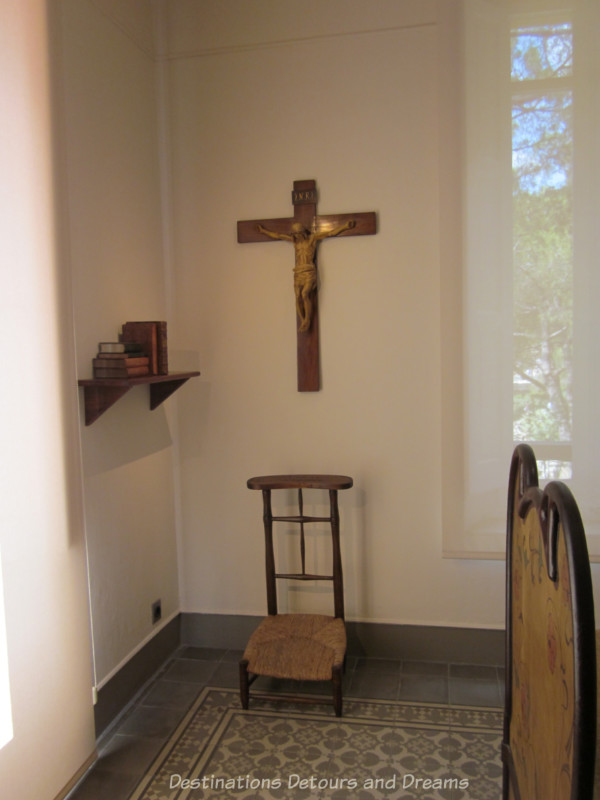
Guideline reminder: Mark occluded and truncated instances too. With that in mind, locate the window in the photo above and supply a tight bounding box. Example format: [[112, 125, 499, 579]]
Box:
[[444, 0, 600, 558], [512, 14, 573, 479]]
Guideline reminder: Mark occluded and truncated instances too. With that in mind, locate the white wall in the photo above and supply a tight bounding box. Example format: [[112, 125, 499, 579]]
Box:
[[0, 2, 96, 798], [59, 0, 181, 686], [166, 0, 510, 627]]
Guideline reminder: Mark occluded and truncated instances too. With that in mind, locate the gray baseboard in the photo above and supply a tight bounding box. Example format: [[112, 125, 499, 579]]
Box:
[[180, 611, 263, 650], [94, 612, 505, 738], [181, 612, 505, 666], [94, 615, 180, 738]]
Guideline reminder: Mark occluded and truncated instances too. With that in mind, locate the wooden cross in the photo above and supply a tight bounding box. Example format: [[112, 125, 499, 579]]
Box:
[[237, 179, 376, 391]]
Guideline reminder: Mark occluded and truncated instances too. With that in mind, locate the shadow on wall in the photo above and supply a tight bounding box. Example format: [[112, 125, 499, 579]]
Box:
[[80, 387, 174, 476]]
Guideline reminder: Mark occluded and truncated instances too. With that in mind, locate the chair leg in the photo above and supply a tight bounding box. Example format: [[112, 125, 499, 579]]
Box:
[[332, 663, 343, 717], [239, 659, 250, 709]]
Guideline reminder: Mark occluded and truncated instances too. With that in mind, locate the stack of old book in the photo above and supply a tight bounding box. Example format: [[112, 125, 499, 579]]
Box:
[[93, 342, 150, 379], [93, 321, 168, 379]]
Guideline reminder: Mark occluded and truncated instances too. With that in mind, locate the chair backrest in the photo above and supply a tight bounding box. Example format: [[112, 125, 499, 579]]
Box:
[[503, 444, 596, 799], [258, 483, 346, 619]]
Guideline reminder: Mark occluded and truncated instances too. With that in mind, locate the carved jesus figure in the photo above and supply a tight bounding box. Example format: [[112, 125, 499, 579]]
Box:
[[257, 219, 355, 332]]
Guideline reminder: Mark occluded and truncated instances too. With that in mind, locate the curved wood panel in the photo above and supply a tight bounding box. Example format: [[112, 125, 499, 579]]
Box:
[[503, 445, 596, 799]]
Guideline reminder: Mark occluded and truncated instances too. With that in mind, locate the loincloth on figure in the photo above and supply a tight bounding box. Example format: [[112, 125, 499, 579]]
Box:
[[293, 262, 317, 292]]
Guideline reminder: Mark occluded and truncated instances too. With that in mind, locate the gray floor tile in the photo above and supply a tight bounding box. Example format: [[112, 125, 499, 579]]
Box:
[[251, 676, 300, 694], [294, 678, 346, 696], [141, 678, 201, 709], [67, 767, 138, 800], [498, 680, 506, 704], [497, 665, 507, 691], [448, 677, 502, 707], [402, 660, 448, 676], [398, 674, 449, 704], [178, 646, 227, 661], [161, 658, 218, 684], [222, 648, 245, 662], [116, 704, 184, 739], [208, 659, 241, 688], [96, 733, 163, 775], [355, 657, 402, 674], [449, 663, 498, 680], [348, 669, 400, 699]]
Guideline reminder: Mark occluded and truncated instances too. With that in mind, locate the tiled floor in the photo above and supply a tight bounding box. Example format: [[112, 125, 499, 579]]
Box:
[[67, 647, 505, 800]]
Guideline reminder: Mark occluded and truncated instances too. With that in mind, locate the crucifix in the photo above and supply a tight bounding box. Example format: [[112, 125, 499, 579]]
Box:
[[237, 179, 376, 391]]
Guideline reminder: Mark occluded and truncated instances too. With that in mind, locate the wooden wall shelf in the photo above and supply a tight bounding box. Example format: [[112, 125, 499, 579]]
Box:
[[78, 371, 200, 426]]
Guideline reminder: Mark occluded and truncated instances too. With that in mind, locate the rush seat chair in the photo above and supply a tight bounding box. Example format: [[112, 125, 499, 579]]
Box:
[[239, 474, 353, 716]]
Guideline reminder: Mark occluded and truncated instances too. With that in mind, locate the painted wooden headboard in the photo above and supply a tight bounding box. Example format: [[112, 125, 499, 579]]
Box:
[[502, 443, 597, 799]]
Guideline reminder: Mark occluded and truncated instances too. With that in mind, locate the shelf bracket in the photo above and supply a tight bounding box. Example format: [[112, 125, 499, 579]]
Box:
[[81, 384, 131, 426], [149, 377, 193, 410]]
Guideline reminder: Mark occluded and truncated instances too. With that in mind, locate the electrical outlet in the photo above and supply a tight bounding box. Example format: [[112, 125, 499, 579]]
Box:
[[151, 599, 162, 624]]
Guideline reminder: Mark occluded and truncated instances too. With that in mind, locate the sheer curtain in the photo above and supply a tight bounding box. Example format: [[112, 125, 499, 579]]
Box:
[[444, 0, 600, 558], [571, 0, 600, 555]]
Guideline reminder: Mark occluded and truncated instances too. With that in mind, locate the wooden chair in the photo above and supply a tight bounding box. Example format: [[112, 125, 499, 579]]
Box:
[[503, 444, 596, 799], [239, 474, 353, 716]]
